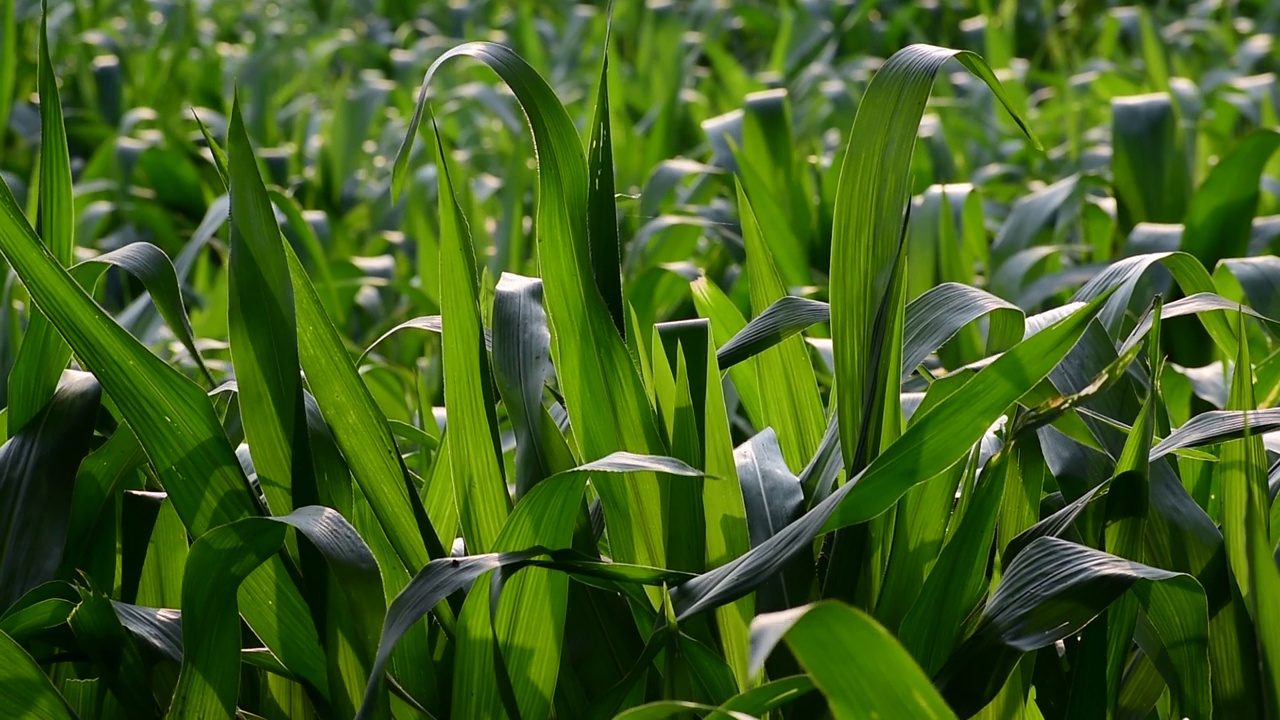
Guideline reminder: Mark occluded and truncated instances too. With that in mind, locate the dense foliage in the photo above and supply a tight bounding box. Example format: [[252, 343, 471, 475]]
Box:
[[3, 0, 1280, 718]]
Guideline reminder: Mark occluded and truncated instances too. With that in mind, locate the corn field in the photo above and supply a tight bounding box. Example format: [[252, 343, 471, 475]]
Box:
[[2, 0, 1280, 718]]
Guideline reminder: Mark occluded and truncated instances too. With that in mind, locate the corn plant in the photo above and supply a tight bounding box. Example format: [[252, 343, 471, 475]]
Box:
[[2, 1, 1280, 719]]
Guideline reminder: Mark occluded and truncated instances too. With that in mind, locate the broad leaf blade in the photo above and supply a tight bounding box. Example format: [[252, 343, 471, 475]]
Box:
[[831, 43, 1036, 478], [7, 4, 75, 433], [227, 95, 313, 519], [396, 42, 668, 568], [0, 371, 100, 609], [434, 121, 510, 553], [750, 602, 956, 719], [0, 629, 74, 719], [671, 290, 1109, 620]]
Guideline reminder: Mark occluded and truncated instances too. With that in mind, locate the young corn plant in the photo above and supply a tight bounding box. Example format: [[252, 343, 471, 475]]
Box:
[[3, 3, 1280, 720]]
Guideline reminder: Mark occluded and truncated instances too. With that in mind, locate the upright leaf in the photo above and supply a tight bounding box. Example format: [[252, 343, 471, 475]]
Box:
[[830, 43, 1036, 480], [8, 3, 75, 433], [0, 371, 100, 609], [0, 152, 327, 694], [737, 183, 823, 473], [1181, 129, 1280, 269], [226, 95, 313, 518], [1110, 93, 1190, 233], [171, 508, 384, 719], [396, 43, 668, 568], [586, 50, 624, 337], [1219, 313, 1269, 605], [434, 121, 510, 553], [491, 273, 557, 498], [0, 629, 74, 719]]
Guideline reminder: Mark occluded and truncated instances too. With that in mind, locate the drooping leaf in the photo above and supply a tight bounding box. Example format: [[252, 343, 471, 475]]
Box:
[[68, 242, 212, 383], [357, 452, 701, 720], [715, 295, 830, 371], [901, 282, 1023, 375], [171, 507, 384, 718], [671, 291, 1108, 620], [1149, 408, 1280, 461], [934, 537, 1210, 719]]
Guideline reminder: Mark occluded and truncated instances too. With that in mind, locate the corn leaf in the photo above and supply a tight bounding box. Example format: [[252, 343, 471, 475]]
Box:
[[750, 601, 956, 719], [434, 120, 510, 553], [0, 629, 74, 719], [8, 3, 75, 433], [397, 42, 669, 570]]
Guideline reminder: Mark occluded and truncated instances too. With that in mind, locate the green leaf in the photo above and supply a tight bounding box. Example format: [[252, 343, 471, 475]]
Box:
[[737, 183, 824, 473], [1117, 291, 1276, 357], [750, 601, 957, 719], [735, 428, 806, 614], [134, 497, 187, 608], [1181, 129, 1280, 269], [227, 95, 314, 519], [398, 42, 669, 569], [0, 169, 326, 690], [897, 443, 1008, 675], [614, 674, 814, 720], [1246, 456, 1280, 716], [1220, 311, 1273, 608], [901, 282, 1024, 375], [358, 454, 698, 720], [935, 537, 1210, 719], [68, 241, 212, 384], [1149, 408, 1280, 461], [692, 318, 755, 686], [454, 451, 703, 720], [359, 315, 493, 366], [0, 371, 99, 609], [62, 424, 145, 586], [650, 320, 708, 573], [172, 507, 383, 718], [715, 295, 829, 371], [1110, 93, 1191, 232], [0, 629, 74, 719], [7, 2, 76, 433], [691, 275, 763, 429], [735, 122, 810, 288], [1219, 257, 1280, 321], [830, 43, 1036, 479], [0, 594, 75, 641], [1073, 251, 1240, 355], [491, 273, 558, 498], [68, 585, 159, 717], [586, 48, 624, 337], [286, 242, 444, 571], [671, 290, 1110, 620], [0, 0, 14, 155], [434, 120, 510, 553]]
